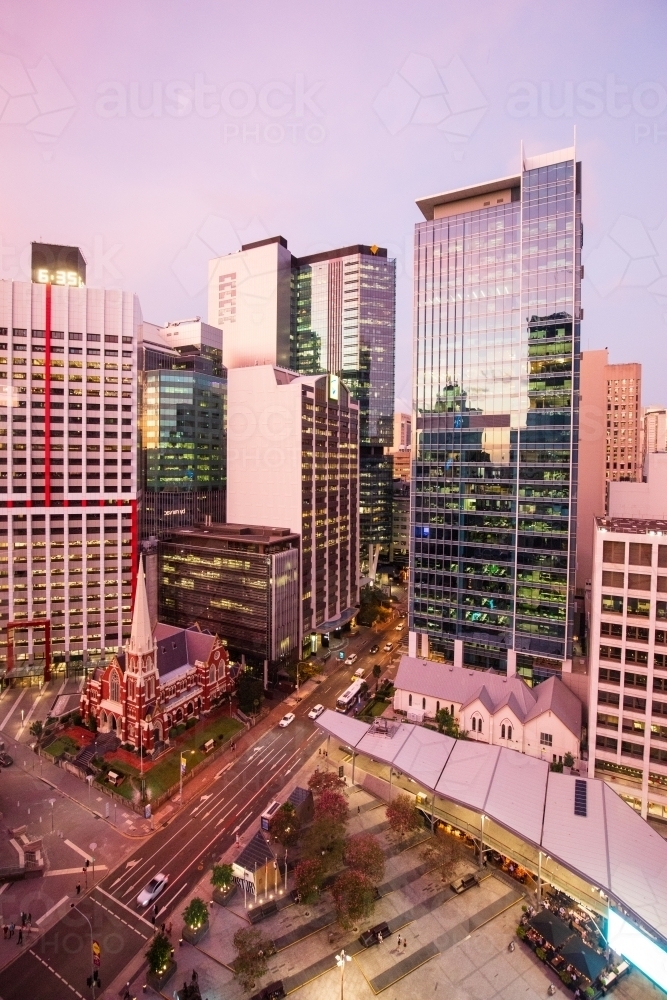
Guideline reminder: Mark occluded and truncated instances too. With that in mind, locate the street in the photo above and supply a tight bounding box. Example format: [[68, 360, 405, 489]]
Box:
[[0, 595, 407, 1000]]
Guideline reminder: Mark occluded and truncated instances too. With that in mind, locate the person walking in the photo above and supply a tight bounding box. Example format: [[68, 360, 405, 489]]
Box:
[[17, 927, 22, 946], [397, 933, 402, 948], [167, 921, 172, 937], [76, 883, 81, 896], [9, 922, 14, 938]]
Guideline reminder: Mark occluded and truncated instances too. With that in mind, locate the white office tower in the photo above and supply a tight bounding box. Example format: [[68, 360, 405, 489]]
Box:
[[226, 365, 359, 652], [0, 243, 139, 680], [208, 236, 292, 370]]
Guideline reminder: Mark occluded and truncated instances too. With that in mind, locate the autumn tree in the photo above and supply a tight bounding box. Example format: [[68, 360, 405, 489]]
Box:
[[386, 793, 422, 839], [308, 767, 345, 798], [315, 789, 349, 825], [269, 802, 300, 848], [233, 928, 273, 992], [332, 869, 376, 929], [294, 858, 325, 903], [344, 834, 385, 884]]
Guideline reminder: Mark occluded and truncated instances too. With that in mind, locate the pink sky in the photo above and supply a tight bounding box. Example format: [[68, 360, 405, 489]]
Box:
[[1, 0, 666, 408]]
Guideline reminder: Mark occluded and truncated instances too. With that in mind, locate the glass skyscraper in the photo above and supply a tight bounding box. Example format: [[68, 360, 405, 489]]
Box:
[[291, 246, 396, 557], [410, 146, 581, 683]]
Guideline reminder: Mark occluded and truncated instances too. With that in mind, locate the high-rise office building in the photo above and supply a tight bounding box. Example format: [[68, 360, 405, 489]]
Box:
[[208, 236, 395, 557], [0, 245, 139, 679], [643, 405, 666, 462], [605, 362, 641, 484], [226, 365, 359, 652], [139, 318, 226, 537], [410, 146, 582, 684]]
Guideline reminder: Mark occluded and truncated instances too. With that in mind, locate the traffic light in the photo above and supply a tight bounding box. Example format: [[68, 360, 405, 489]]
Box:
[[338, 765, 344, 778]]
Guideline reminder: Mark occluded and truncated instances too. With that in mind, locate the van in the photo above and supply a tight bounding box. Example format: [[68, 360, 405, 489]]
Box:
[[354, 667, 365, 679], [344, 653, 358, 666]]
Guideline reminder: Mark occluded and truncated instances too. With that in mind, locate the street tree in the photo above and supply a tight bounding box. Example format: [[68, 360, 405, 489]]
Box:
[[269, 802, 300, 849], [182, 897, 208, 931], [344, 834, 385, 884], [435, 708, 465, 739], [210, 863, 234, 892], [332, 869, 376, 929], [146, 932, 172, 976], [233, 928, 272, 992], [315, 789, 348, 825], [302, 816, 347, 873], [294, 858, 325, 903], [29, 720, 43, 741], [308, 767, 344, 797], [372, 664, 382, 692], [386, 793, 422, 840]]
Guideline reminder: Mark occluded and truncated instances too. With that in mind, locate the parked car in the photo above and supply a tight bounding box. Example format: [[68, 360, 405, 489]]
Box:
[[250, 982, 285, 1000], [369, 644, 379, 654], [344, 653, 358, 666], [359, 921, 392, 948], [0, 752, 13, 767], [450, 873, 479, 895], [383, 642, 393, 652], [308, 704, 324, 720], [279, 712, 295, 728], [137, 872, 169, 908]]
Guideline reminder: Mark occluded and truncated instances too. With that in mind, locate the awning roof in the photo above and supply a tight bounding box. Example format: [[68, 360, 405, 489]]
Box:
[[316, 709, 667, 946]]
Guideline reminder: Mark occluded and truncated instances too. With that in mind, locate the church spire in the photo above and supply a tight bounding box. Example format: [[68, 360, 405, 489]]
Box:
[[128, 555, 154, 657]]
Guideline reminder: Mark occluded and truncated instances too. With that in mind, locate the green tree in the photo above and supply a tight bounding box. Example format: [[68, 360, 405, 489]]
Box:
[[29, 720, 44, 741], [435, 708, 465, 739], [386, 793, 422, 839], [269, 802, 300, 848], [563, 751, 575, 768], [332, 869, 376, 929], [344, 834, 385, 884], [302, 817, 347, 874], [236, 671, 264, 715], [308, 767, 345, 797], [182, 897, 208, 930], [211, 863, 234, 891], [372, 664, 382, 692], [233, 927, 272, 992], [294, 858, 324, 903], [358, 585, 391, 626], [146, 932, 172, 975]]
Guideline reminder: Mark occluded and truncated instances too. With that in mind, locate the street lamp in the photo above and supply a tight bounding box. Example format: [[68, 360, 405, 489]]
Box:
[[48, 797, 55, 833], [71, 903, 96, 998], [335, 949, 351, 1000], [179, 750, 195, 803]]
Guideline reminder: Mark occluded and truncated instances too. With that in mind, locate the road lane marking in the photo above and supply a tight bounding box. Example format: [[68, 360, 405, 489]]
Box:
[[30, 951, 85, 999], [270, 752, 287, 770], [90, 897, 150, 938], [16, 689, 43, 737], [46, 866, 108, 876], [0, 688, 26, 731], [124, 864, 155, 897], [107, 819, 193, 893], [64, 839, 94, 862], [36, 894, 70, 926], [94, 885, 154, 928]]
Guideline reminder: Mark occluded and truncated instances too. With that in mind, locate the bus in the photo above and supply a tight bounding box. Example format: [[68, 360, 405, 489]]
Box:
[[336, 678, 365, 713]]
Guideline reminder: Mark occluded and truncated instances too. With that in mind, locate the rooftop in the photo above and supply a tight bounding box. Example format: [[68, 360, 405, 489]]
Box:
[[596, 516, 667, 536], [394, 656, 582, 736], [416, 174, 520, 221], [163, 522, 300, 548]]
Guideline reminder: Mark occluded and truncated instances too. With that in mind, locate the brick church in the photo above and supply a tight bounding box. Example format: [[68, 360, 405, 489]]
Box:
[[80, 558, 233, 753]]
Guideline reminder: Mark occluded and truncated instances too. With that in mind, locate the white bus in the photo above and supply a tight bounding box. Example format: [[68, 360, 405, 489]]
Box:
[[336, 678, 365, 713]]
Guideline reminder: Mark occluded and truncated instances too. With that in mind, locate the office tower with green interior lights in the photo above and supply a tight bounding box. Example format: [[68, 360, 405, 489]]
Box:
[[410, 146, 582, 684]]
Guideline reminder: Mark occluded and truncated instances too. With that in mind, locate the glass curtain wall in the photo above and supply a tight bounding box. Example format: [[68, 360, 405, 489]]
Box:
[[411, 154, 581, 681]]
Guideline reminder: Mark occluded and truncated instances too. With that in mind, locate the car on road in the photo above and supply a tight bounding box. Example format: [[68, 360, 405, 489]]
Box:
[[344, 653, 358, 666], [0, 752, 13, 767], [279, 712, 296, 728], [359, 921, 392, 947], [395, 623, 404, 631], [308, 704, 325, 720], [369, 644, 379, 654], [450, 873, 479, 894], [383, 642, 393, 652], [137, 872, 169, 908]]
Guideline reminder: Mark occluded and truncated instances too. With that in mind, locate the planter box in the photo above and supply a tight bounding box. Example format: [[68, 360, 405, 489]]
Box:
[[182, 920, 209, 945], [212, 884, 237, 906], [147, 959, 177, 991]]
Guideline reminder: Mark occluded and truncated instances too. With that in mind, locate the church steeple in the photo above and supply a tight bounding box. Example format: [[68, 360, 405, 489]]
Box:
[[127, 555, 154, 657]]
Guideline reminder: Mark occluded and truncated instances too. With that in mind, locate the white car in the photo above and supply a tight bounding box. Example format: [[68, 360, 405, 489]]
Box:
[[395, 623, 404, 631], [383, 642, 394, 652], [279, 712, 296, 728], [308, 704, 325, 720], [344, 653, 358, 666], [137, 872, 168, 908]]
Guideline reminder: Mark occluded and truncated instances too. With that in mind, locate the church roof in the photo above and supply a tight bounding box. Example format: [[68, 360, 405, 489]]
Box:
[[153, 626, 217, 677], [127, 557, 153, 656]]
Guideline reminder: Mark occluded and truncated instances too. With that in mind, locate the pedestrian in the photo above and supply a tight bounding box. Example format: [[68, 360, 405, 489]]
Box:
[[17, 928, 22, 946], [377, 931, 383, 945], [152, 913, 156, 926], [403, 939, 407, 950], [167, 921, 172, 937], [20, 912, 25, 927], [76, 883, 81, 896], [9, 922, 14, 938], [397, 934, 402, 948], [27, 914, 31, 928], [357, 805, 360, 814], [192, 970, 198, 982]]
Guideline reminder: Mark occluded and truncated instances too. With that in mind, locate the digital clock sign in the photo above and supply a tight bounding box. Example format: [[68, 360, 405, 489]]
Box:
[[31, 242, 86, 288]]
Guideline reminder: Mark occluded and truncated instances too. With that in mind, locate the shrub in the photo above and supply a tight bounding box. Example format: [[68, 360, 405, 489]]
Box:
[[146, 932, 172, 975], [233, 927, 271, 992], [72, 712, 83, 727], [88, 715, 97, 733], [294, 858, 324, 903], [29, 720, 44, 741], [535, 947, 546, 961], [169, 727, 178, 739], [563, 751, 575, 768], [183, 897, 208, 930], [185, 717, 196, 729], [211, 863, 233, 891], [332, 869, 376, 929], [550, 761, 563, 773], [386, 794, 422, 839], [344, 834, 385, 884], [584, 988, 595, 999], [560, 971, 572, 986], [516, 925, 527, 939]]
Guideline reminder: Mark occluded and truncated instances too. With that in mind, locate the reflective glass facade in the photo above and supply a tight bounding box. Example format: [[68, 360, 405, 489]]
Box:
[[411, 152, 581, 680], [291, 249, 395, 554]]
